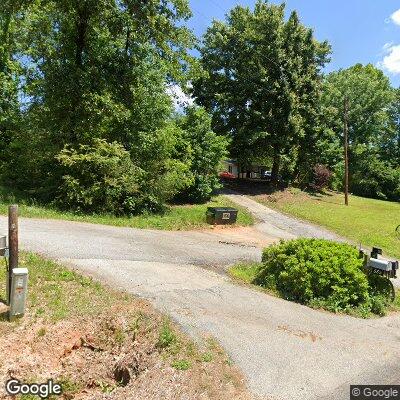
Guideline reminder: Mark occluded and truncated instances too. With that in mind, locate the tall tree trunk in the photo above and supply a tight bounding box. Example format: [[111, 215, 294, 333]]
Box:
[[125, 27, 131, 55], [397, 133, 400, 164], [75, 9, 88, 68], [70, 8, 89, 144], [271, 149, 280, 184]]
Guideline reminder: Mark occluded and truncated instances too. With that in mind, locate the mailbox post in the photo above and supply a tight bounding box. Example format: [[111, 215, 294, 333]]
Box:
[[360, 247, 398, 302], [8, 205, 18, 305], [0, 235, 7, 303], [1, 205, 27, 321]]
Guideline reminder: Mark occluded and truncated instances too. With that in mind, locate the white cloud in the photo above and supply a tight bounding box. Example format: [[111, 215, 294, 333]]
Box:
[[166, 84, 194, 109], [380, 10, 400, 74], [391, 9, 400, 26], [383, 42, 394, 51], [380, 43, 400, 74]]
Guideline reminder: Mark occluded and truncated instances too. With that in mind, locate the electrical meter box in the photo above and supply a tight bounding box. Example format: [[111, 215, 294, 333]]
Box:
[[9, 268, 28, 320]]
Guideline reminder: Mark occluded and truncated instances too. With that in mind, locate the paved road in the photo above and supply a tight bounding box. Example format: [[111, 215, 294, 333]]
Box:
[[1, 197, 400, 400]]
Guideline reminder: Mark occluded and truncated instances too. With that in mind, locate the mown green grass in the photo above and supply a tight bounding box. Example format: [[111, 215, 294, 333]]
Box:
[[229, 262, 262, 284], [256, 189, 400, 259], [0, 253, 122, 323], [0, 187, 254, 230]]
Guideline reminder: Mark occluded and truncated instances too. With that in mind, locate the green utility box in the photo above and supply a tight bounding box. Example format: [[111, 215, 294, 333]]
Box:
[[206, 207, 238, 225]]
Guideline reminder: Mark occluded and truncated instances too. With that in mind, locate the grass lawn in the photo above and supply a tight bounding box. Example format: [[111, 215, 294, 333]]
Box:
[[0, 187, 254, 230], [0, 254, 249, 399], [254, 188, 400, 260], [229, 262, 262, 285]]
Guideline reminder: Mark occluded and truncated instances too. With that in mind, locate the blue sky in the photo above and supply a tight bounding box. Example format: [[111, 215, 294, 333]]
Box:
[[188, 0, 400, 87]]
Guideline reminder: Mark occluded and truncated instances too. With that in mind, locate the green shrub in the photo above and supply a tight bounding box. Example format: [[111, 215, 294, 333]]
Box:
[[128, 124, 193, 212], [351, 157, 400, 202], [365, 273, 395, 316], [255, 239, 370, 311], [56, 139, 142, 214], [369, 295, 387, 317], [255, 238, 398, 316], [56, 135, 194, 215]]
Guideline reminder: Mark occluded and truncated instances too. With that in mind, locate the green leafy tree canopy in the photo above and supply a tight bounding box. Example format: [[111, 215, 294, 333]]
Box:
[[193, 0, 330, 182]]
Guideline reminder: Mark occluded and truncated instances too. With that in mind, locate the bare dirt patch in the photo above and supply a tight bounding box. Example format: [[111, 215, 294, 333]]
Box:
[[254, 188, 310, 206], [222, 178, 310, 205], [204, 226, 277, 249], [0, 310, 250, 400], [0, 254, 252, 400]]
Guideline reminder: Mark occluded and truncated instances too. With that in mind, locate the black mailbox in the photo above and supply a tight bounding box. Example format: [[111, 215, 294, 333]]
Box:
[[206, 207, 238, 225]]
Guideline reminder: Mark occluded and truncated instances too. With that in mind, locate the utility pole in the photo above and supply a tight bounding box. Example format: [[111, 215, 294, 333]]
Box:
[[7, 204, 27, 322], [343, 98, 349, 206]]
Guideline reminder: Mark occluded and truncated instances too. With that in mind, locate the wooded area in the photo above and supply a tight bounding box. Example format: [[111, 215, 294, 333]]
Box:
[[0, 0, 399, 216]]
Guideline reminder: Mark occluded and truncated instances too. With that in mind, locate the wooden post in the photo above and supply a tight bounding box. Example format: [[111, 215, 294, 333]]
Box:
[[343, 98, 349, 206], [8, 205, 18, 304]]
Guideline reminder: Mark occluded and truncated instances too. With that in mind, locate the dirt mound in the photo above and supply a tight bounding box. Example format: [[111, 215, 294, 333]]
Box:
[[0, 303, 251, 400]]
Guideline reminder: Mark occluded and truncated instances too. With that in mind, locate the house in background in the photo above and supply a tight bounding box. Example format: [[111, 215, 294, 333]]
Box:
[[221, 159, 271, 180], [222, 159, 239, 177]]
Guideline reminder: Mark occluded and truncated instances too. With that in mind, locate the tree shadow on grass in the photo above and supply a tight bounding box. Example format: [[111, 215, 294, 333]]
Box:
[[306, 191, 349, 207], [304, 188, 337, 198], [221, 178, 286, 197]]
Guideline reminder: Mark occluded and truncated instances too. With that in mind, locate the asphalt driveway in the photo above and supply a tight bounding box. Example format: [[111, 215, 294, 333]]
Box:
[[1, 196, 399, 400]]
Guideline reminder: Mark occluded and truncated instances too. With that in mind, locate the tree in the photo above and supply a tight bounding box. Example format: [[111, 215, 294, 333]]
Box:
[[321, 64, 399, 199], [192, 0, 330, 183], [322, 64, 395, 148], [3, 0, 202, 212], [0, 0, 28, 169], [387, 88, 400, 164], [20, 0, 197, 147], [176, 107, 228, 203]]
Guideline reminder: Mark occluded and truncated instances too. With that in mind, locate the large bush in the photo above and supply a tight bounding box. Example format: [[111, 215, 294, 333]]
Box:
[[56, 139, 142, 214], [255, 239, 371, 313], [128, 124, 193, 213], [55, 120, 196, 214], [309, 164, 333, 191], [351, 157, 400, 201]]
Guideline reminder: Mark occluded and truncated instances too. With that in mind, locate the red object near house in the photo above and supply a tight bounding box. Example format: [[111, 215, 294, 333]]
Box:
[[219, 171, 237, 179]]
